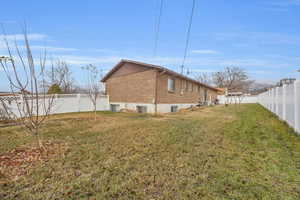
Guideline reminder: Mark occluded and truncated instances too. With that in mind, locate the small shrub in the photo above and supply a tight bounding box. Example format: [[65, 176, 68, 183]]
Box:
[[47, 84, 63, 94]]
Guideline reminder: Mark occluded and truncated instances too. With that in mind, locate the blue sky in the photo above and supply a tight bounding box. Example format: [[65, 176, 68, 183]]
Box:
[[1, 0, 300, 90]]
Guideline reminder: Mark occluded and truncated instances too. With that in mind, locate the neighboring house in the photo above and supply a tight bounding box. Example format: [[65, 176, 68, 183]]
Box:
[[101, 59, 218, 113], [216, 88, 227, 95], [0, 90, 31, 96], [0, 92, 15, 97]]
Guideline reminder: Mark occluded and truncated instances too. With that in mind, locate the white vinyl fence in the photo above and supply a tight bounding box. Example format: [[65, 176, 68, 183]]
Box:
[[258, 80, 300, 134], [0, 94, 110, 118], [218, 95, 258, 104]]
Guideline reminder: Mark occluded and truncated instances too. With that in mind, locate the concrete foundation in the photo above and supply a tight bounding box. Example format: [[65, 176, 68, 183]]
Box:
[[109, 102, 198, 113]]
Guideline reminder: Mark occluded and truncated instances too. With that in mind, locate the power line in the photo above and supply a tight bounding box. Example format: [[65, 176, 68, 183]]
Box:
[[153, 0, 164, 57], [181, 0, 196, 74]]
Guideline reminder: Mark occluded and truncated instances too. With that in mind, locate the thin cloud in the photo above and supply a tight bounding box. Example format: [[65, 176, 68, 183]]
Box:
[[56, 55, 123, 65], [0, 20, 17, 24], [264, 7, 289, 12], [0, 33, 48, 41], [30, 45, 78, 52], [189, 69, 215, 73], [54, 54, 300, 70], [92, 49, 119, 54], [0, 34, 77, 54], [264, 0, 300, 12], [215, 32, 300, 46], [248, 70, 272, 75], [218, 58, 294, 68], [268, 0, 300, 7], [190, 50, 219, 54]]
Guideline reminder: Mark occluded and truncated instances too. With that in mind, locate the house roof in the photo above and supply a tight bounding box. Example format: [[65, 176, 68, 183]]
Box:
[[101, 59, 218, 91]]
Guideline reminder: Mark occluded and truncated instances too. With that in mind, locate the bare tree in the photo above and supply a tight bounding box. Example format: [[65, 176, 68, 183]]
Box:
[[248, 82, 274, 95], [193, 72, 212, 85], [212, 66, 253, 93], [212, 71, 226, 88], [82, 64, 103, 120], [0, 30, 62, 150], [46, 60, 75, 93]]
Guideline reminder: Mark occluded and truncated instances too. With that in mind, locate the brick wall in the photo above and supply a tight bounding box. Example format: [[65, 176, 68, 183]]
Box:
[[110, 62, 149, 78], [156, 74, 218, 104], [106, 69, 157, 103], [105, 62, 218, 104]]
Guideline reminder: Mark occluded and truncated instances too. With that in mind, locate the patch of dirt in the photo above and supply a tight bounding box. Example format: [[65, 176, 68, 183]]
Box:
[[178, 106, 204, 113], [0, 122, 21, 128], [120, 108, 136, 113], [0, 140, 69, 181]]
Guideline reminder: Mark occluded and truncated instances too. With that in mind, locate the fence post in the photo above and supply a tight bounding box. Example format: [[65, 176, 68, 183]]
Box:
[[270, 89, 272, 111], [77, 94, 81, 112], [270, 89, 273, 112], [271, 88, 273, 112], [282, 84, 287, 121], [273, 88, 276, 113], [268, 89, 270, 111], [275, 87, 279, 115], [294, 80, 300, 133]]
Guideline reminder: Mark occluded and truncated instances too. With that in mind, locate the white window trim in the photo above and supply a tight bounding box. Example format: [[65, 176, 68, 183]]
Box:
[[168, 78, 175, 92]]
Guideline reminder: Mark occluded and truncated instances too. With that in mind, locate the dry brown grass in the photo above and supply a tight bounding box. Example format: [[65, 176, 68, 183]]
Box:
[[0, 140, 69, 180], [0, 105, 300, 199]]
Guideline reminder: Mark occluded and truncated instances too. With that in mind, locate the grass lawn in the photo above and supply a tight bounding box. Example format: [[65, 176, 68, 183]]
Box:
[[0, 104, 300, 199]]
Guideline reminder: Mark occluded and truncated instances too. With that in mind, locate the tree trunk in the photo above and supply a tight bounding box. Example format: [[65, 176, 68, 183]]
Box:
[[34, 128, 45, 151], [94, 104, 97, 121]]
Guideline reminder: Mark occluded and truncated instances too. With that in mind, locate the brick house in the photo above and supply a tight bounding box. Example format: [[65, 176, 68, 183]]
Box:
[[101, 59, 218, 113]]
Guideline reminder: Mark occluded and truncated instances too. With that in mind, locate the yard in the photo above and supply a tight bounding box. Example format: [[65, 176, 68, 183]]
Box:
[[0, 104, 300, 199]]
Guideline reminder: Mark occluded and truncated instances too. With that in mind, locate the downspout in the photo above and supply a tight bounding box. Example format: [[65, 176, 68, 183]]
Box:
[[154, 70, 167, 114], [154, 70, 159, 114]]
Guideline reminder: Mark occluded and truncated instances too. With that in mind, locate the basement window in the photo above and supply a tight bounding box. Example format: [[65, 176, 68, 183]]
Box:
[[110, 104, 120, 112], [136, 106, 147, 113], [171, 106, 178, 113]]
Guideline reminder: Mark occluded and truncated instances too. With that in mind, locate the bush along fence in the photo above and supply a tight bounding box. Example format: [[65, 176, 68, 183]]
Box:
[[0, 94, 110, 118], [258, 80, 300, 134]]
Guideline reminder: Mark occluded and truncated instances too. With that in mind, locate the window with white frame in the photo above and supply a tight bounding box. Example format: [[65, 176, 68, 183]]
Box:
[[168, 78, 175, 92]]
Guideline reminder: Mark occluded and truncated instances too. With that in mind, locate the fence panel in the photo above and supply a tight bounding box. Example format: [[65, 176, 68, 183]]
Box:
[[0, 94, 109, 118], [286, 84, 295, 127], [294, 81, 300, 133], [217, 95, 258, 104], [53, 94, 80, 114], [258, 81, 299, 134], [277, 87, 283, 119], [78, 94, 93, 112]]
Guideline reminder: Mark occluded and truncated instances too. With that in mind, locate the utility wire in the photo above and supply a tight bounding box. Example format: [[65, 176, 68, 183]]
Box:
[[181, 0, 196, 74], [153, 0, 164, 57]]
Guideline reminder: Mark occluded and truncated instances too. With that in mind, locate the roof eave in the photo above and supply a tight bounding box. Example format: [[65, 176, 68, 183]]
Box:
[[101, 59, 218, 91]]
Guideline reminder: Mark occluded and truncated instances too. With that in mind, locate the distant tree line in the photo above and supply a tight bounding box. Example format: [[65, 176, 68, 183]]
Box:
[[193, 67, 272, 94]]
